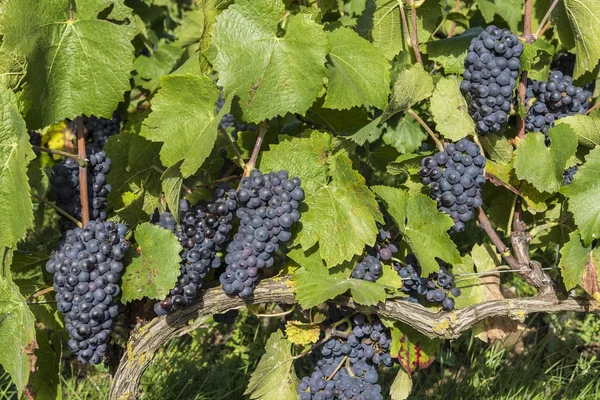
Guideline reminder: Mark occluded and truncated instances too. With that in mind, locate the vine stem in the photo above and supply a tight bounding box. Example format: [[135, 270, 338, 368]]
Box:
[[27, 286, 54, 301], [254, 305, 296, 318], [535, 0, 560, 39], [398, 1, 411, 46], [407, 109, 444, 152], [586, 101, 600, 115], [242, 122, 268, 179], [76, 117, 90, 226], [30, 192, 82, 228], [447, 0, 460, 38], [219, 125, 246, 169], [31, 146, 87, 166], [529, 221, 559, 237], [475, 207, 520, 269], [409, 1, 423, 64]]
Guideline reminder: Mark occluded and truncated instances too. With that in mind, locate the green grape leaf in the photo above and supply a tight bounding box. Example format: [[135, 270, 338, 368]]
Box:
[[104, 133, 163, 226], [475, 0, 525, 33], [141, 74, 226, 177], [407, 0, 444, 43], [561, 147, 600, 245], [290, 248, 390, 308], [1, 0, 136, 129], [382, 64, 434, 122], [174, 9, 205, 48], [161, 163, 184, 224], [389, 322, 441, 374], [514, 127, 578, 193], [382, 115, 427, 154], [306, 101, 370, 135], [373, 186, 461, 275], [480, 135, 514, 165], [424, 28, 483, 75], [357, 0, 404, 60], [28, 329, 62, 400], [261, 131, 382, 266], [0, 86, 34, 249], [209, 0, 328, 123], [559, 231, 600, 296], [557, 114, 600, 148], [0, 275, 37, 397], [324, 27, 391, 110], [348, 116, 382, 146], [390, 367, 413, 400], [133, 43, 185, 92], [244, 330, 297, 400], [0, 49, 27, 90], [430, 77, 473, 141], [121, 223, 182, 303], [553, 0, 600, 79]]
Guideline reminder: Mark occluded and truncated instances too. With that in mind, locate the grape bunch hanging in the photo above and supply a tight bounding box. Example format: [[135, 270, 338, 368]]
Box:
[[45, 221, 129, 364], [151, 186, 238, 315], [460, 25, 524, 135], [420, 138, 486, 233], [351, 229, 398, 282], [71, 111, 122, 149]]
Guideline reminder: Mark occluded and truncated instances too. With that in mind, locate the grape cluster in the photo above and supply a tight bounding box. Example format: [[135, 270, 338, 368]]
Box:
[[563, 165, 579, 185], [45, 220, 129, 364], [49, 149, 111, 231], [71, 112, 121, 149], [395, 254, 461, 311], [351, 255, 383, 282], [29, 131, 41, 148], [297, 310, 392, 400], [419, 138, 486, 233], [460, 25, 523, 135], [220, 170, 304, 298], [152, 186, 237, 315], [525, 70, 591, 143], [216, 92, 254, 138]]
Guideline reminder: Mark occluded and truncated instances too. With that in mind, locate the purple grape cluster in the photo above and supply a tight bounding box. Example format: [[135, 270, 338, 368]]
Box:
[[216, 91, 254, 138], [50, 148, 111, 231], [525, 70, 591, 144], [351, 255, 383, 282], [460, 25, 523, 135], [297, 310, 392, 400], [29, 131, 41, 153], [563, 165, 579, 185], [394, 254, 461, 311], [220, 170, 303, 298], [419, 138, 486, 233], [71, 111, 121, 149], [45, 220, 129, 364], [152, 186, 237, 315]]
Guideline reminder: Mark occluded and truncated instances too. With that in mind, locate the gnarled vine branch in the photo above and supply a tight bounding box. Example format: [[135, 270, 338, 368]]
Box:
[[109, 277, 598, 400]]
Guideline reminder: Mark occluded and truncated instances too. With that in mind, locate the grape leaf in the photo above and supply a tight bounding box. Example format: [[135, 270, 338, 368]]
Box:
[[306, 101, 370, 135], [261, 131, 383, 266], [120, 223, 182, 303], [475, 0, 525, 33], [390, 367, 413, 400], [285, 321, 321, 346], [561, 147, 600, 245], [161, 163, 184, 224], [430, 77, 473, 141], [0, 86, 34, 249], [0, 274, 37, 397], [1, 0, 136, 129], [557, 114, 600, 148], [104, 133, 163, 225], [141, 74, 228, 177], [373, 186, 461, 275], [348, 116, 383, 146], [357, 0, 405, 60], [407, 0, 444, 44], [324, 27, 391, 110], [209, 0, 328, 123], [424, 28, 483, 75], [0, 49, 26, 90], [480, 135, 514, 165], [514, 127, 578, 193], [389, 322, 441, 374], [554, 0, 600, 79], [133, 43, 185, 92], [559, 231, 600, 296], [382, 115, 427, 154], [381, 64, 434, 122], [27, 329, 62, 400], [244, 330, 297, 400], [174, 9, 205, 48]]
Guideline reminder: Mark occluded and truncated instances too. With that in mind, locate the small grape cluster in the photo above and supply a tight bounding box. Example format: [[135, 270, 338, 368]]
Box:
[[351, 230, 398, 282], [216, 92, 254, 138], [525, 70, 591, 143], [460, 25, 524, 135], [297, 309, 392, 400], [50, 149, 112, 231], [419, 138, 486, 233], [45, 220, 129, 364], [152, 186, 237, 315], [71, 111, 121, 149], [563, 165, 579, 185], [29, 131, 41, 148], [394, 254, 461, 311], [220, 170, 304, 298]]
